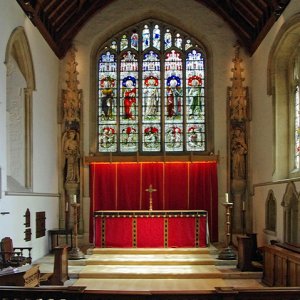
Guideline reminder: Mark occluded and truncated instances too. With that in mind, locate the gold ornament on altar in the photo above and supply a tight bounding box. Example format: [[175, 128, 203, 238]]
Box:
[[145, 184, 157, 211]]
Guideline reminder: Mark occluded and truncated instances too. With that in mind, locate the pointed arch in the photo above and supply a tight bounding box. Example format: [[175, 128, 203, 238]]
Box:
[[265, 190, 277, 234], [5, 27, 35, 191], [5, 26, 36, 90], [89, 19, 213, 157], [281, 182, 299, 244], [267, 13, 300, 179]]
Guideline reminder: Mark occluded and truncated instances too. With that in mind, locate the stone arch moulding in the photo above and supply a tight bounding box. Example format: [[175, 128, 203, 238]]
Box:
[[5, 26, 35, 190], [267, 13, 300, 96], [5, 26, 36, 90], [266, 13, 300, 180]]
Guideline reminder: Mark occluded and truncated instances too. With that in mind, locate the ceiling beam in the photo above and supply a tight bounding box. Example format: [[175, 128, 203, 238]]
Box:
[[16, 0, 291, 59]]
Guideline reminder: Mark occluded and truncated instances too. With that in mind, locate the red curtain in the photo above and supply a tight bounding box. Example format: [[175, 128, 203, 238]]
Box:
[[90, 161, 218, 242]]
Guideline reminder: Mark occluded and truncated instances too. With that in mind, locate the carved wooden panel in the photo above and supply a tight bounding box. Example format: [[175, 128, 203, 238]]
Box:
[[262, 244, 300, 287], [24, 228, 31, 242], [36, 211, 46, 238], [24, 208, 30, 228]]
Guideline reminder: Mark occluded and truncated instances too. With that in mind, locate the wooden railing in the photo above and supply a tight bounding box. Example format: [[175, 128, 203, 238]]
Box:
[[0, 286, 300, 300]]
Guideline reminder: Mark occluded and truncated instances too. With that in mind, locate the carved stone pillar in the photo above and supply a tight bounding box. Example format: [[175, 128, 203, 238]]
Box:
[[60, 46, 82, 232], [228, 43, 249, 233]]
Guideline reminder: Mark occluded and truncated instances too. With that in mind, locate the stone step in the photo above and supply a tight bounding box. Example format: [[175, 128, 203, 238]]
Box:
[[79, 264, 223, 279], [85, 253, 217, 265], [73, 277, 264, 291], [90, 247, 215, 255], [79, 264, 262, 280]]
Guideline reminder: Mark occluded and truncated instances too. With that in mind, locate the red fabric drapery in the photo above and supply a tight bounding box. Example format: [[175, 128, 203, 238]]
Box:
[[89, 161, 218, 242]]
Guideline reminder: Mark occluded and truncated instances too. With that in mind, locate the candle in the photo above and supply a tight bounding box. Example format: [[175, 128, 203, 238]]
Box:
[[74, 194, 77, 203], [225, 193, 229, 203]]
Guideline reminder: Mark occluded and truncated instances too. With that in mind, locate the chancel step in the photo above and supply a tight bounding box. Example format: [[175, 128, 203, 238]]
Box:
[[85, 253, 216, 265], [90, 247, 215, 255], [78, 247, 261, 280], [79, 264, 223, 279]]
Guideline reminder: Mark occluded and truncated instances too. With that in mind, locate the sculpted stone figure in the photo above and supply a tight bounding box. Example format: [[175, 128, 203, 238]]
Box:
[[63, 130, 80, 183], [230, 93, 247, 122], [231, 127, 247, 180]]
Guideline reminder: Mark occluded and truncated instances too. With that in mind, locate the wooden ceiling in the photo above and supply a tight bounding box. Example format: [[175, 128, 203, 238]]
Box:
[[16, 0, 291, 59]]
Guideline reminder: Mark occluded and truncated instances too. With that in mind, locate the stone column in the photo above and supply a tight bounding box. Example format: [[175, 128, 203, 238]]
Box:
[[228, 43, 249, 233]]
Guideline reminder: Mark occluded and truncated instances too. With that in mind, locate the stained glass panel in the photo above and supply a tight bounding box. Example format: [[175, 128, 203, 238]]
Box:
[[153, 25, 160, 50], [98, 125, 117, 152], [120, 51, 138, 121], [142, 25, 150, 50], [142, 124, 161, 151], [185, 39, 193, 50], [131, 33, 138, 50], [120, 51, 138, 152], [142, 51, 161, 122], [185, 49, 205, 151], [98, 51, 117, 152], [164, 29, 172, 50], [186, 124, 205, 151], [110, 40, 117, 51], [120, 35, 128, 51], [175, 33, 182, 49], [165, 50, 183, 121], [295, 85, 300, 168], [165, 124, 183, 151], [120, 125, 138, 152]]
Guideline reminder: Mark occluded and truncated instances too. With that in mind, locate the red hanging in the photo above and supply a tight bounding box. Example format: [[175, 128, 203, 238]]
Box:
[[89, 161, 218, 243]]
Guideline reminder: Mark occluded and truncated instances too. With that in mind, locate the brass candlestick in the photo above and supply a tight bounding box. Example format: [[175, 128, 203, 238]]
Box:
[[218, 201, 236, 260], [69, 203, 84, 260]]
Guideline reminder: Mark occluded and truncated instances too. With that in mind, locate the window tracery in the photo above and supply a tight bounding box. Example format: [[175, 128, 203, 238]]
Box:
[[97, 21, 207, 154]]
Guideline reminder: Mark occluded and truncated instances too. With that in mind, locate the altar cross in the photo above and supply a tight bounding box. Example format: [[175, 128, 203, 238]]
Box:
[[146, 184, 157, 211]]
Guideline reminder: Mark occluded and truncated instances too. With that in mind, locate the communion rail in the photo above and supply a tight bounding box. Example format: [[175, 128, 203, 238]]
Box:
[[0, 286, 300, 300]]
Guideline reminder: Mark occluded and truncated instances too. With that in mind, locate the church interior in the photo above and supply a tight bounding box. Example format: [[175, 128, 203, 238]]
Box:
[[0, 0, 300, 297]]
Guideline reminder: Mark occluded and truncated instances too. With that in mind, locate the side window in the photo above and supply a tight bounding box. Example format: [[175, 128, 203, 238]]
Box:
[[293, 51, 300, 172], [5, 27, 35, 192]]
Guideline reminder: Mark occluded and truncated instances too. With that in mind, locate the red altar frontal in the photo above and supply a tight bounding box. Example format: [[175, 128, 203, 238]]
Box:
[[94, 210, 208, 248]]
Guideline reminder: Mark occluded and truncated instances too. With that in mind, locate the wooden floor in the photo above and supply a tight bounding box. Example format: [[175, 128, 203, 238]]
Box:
[[34, 245, 265, 291]]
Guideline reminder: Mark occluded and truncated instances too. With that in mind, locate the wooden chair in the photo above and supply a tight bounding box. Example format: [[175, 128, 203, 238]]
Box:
[[0, 237, 32, 269], [40, 245, 69, 285]]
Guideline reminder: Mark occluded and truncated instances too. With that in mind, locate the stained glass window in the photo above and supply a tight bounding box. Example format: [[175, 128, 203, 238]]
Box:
[[295, 85, 300, 168], [97, 21, 207, 154], [294, 53, 300, 169]]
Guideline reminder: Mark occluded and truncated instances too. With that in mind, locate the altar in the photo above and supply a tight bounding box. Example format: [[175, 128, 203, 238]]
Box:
[[94, 210, 208, 248]]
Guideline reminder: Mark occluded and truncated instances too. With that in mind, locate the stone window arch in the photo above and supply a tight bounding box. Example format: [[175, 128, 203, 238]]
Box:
[[5, 27, 35, 192], [268, 14, 300, 179], [265, 190, 277, 234], [89, 19, 213, 158]]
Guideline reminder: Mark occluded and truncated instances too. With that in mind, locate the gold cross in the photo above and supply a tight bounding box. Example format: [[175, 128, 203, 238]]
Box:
[[146, 184, 157, 211]]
